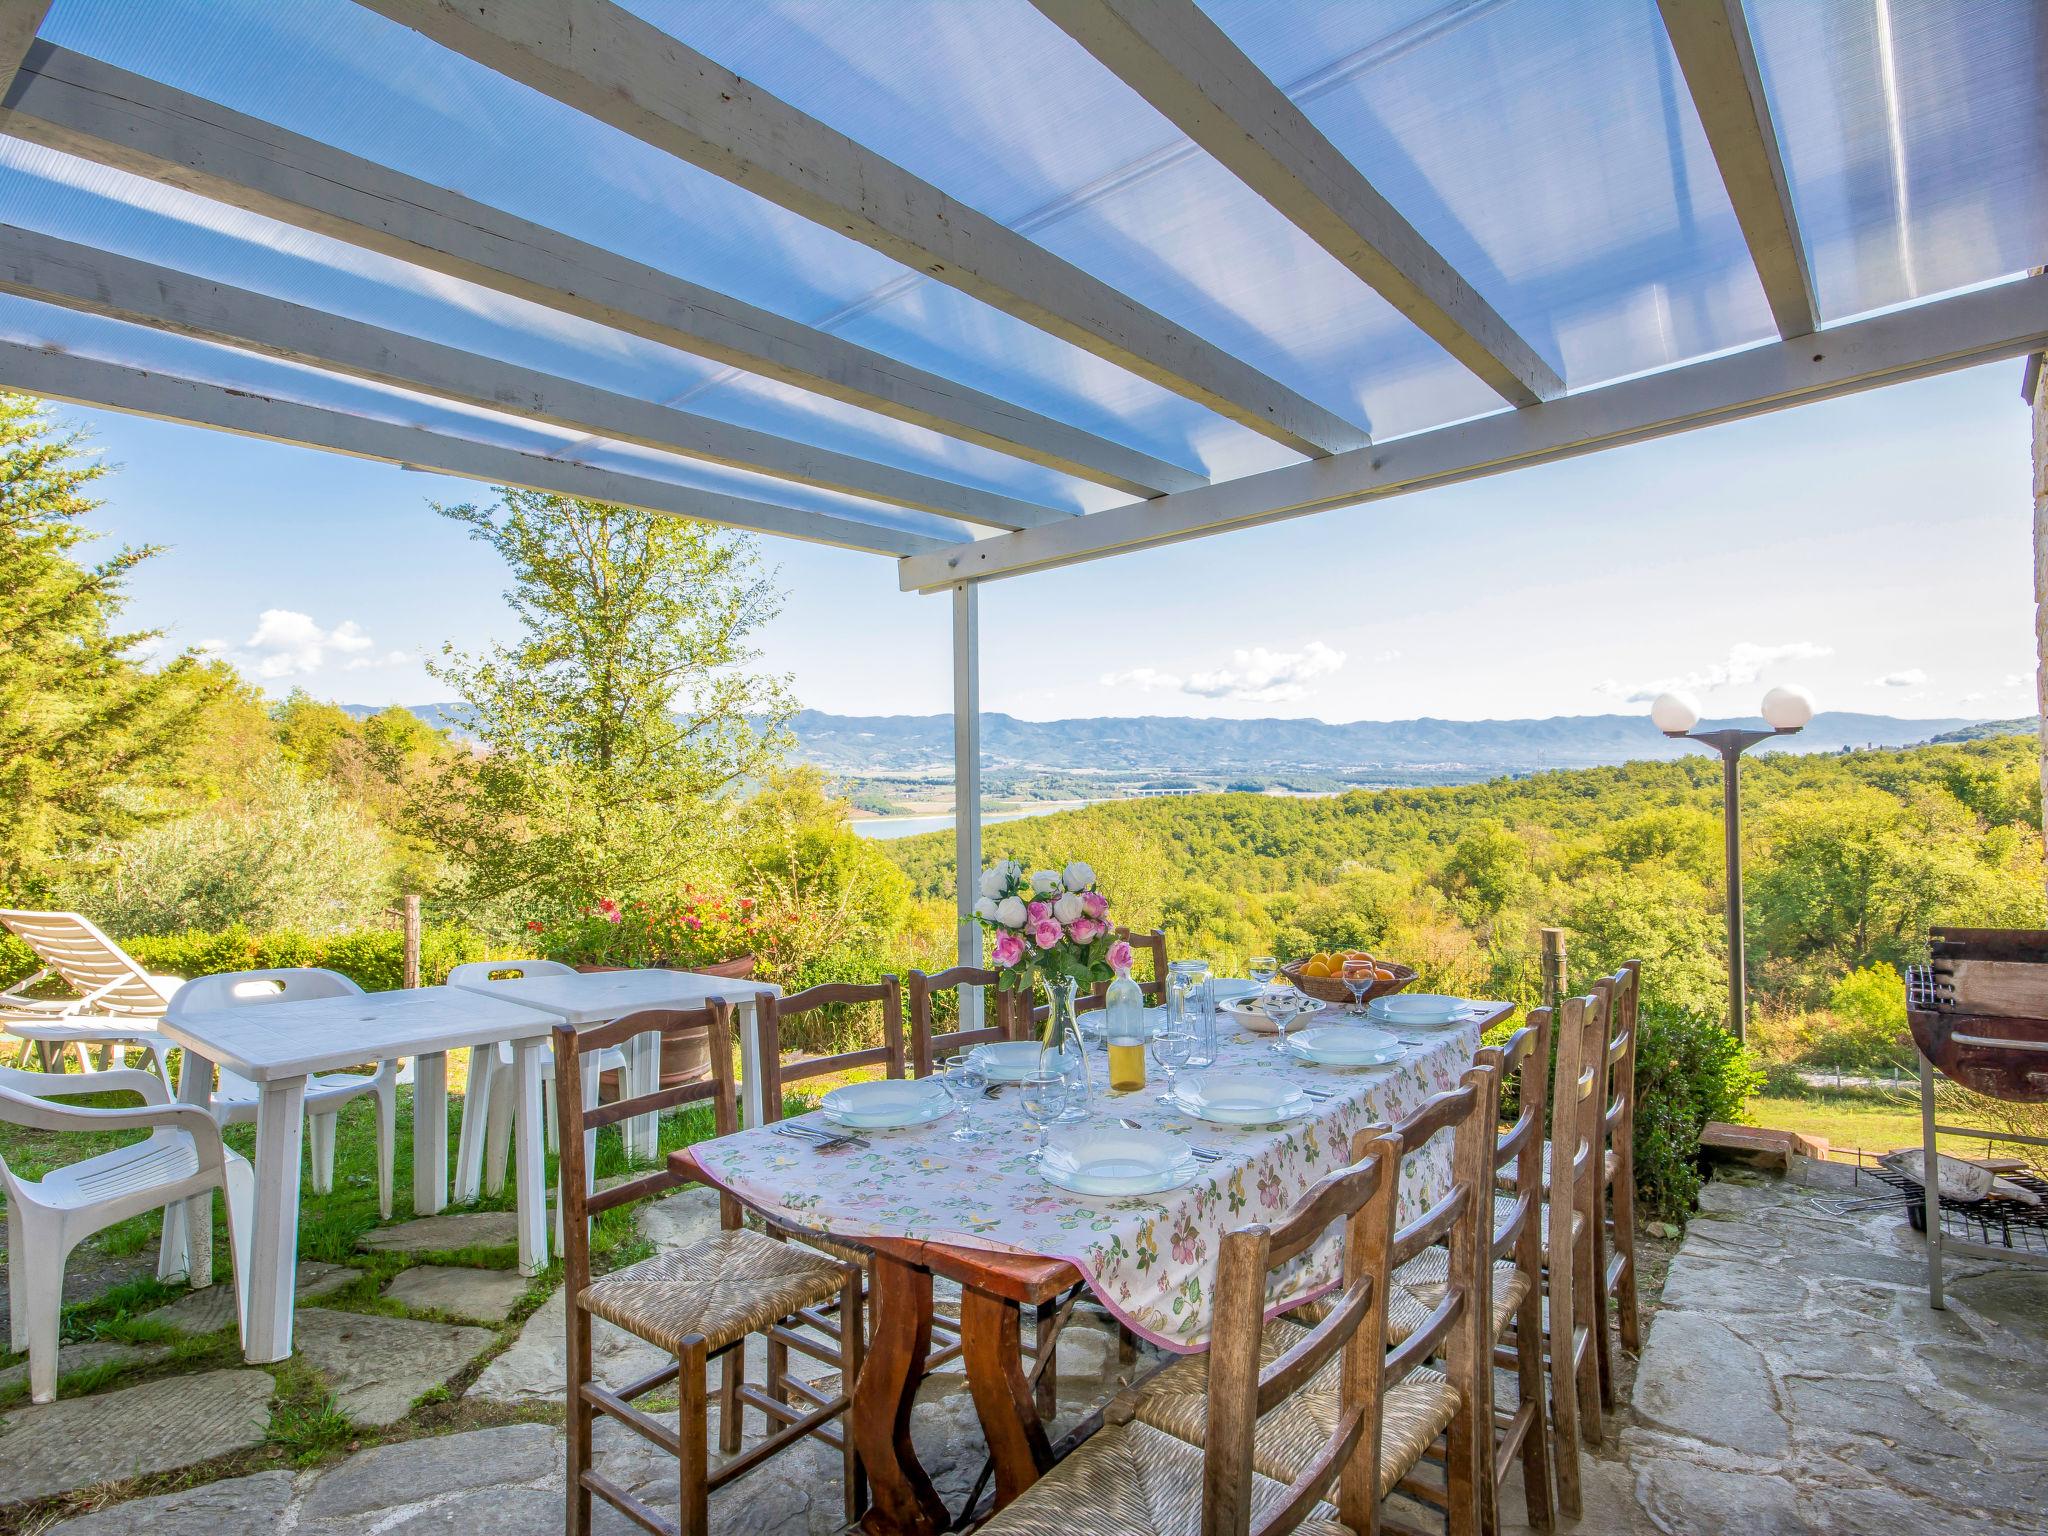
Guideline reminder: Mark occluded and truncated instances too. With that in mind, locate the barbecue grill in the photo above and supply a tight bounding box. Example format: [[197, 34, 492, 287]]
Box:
[[1904, 927, 2048, 1308]]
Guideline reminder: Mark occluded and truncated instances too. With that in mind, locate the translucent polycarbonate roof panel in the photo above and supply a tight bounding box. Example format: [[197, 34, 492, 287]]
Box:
[[1205, 0, 1779, 392], [1748, 0, 2048, 321], [0, 293, 973, 545]]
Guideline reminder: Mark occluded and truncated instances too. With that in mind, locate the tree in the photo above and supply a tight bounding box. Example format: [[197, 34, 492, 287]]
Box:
[[0, 396, 213, 897], [405, 489, 793, 912]]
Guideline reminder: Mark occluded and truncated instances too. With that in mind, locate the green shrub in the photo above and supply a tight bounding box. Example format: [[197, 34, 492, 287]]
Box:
[[1632, 1008, 1762, 1220], [114, 923, 497, 991]]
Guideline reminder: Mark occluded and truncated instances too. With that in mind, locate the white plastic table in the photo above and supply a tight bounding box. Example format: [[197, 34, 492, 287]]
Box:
[[445, 968, 781, 1150], [157, 985, 561, 1363]]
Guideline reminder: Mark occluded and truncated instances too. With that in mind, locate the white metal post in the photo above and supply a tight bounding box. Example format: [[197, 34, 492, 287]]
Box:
[[953, 583, 984, 1029]]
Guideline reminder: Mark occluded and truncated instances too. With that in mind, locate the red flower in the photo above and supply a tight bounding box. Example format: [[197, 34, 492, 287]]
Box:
[[738, 897, 755, 912], [596, 897, 619, 915], [526, 919, 545, 933], [684, 915, 702, 930]]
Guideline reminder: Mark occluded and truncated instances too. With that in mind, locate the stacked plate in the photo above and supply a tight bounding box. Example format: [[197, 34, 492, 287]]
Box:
[[1281, 1024, 1404, 1067], [1167, 1072, 1313, 1125], [1365, 994, 1472, 1029], [820, 1079, 952, 1130], [1040, 1127, 1199, 1197], [967, 1040, 1045, 1083]]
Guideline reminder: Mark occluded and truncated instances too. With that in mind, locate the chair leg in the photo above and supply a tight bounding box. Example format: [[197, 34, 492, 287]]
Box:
[[484, 1059, 517, 1199], [222, 1159, 256, 1339], [6, 1204, 27, 1353], [308, 1110, 337, 1195], [718, 1342, 744, 1454], [453, 1045, 493, 1203], [679, 1340, 711, 1536], [1545, 1276, 1583, 1522], [23, 1222, 72, 1404], [1591, 1188, 1615, 1414], [565, 1297, 595, 1536], [1610, 1167, 1642, 1361], [375, 1079, 397, 1219], [1513, 1296, 1554, 1533], [841, 1268, 867, 1525]]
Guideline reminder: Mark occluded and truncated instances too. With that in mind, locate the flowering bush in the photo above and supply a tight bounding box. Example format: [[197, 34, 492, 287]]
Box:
[[971, 858, 1129, 993], [528, 891, 762, 970]]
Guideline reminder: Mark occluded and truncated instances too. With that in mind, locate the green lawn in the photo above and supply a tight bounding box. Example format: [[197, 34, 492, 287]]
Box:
[[1745, 1086, 2007, 1161]]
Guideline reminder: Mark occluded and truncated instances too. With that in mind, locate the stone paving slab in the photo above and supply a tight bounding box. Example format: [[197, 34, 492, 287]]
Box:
[[469, 1285, 669, 1404], [0, 1340, 167, 1398], [0, 1369, 273, 1506], [291, 1309, 495, 1427], [358, 1211, 518, 1254], [150, 1262, 358, 1336], [44, 1470, 297, 1533], [383, 1264, 531, 1323]]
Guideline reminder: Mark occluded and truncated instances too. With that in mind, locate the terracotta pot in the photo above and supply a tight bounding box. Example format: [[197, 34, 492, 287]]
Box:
[[572, 957, 757, 1089]]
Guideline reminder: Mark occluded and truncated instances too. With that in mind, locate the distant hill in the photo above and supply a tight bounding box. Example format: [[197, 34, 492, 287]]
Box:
[[1928, 718, 2033, 744], [342, 703, 1980, 778]]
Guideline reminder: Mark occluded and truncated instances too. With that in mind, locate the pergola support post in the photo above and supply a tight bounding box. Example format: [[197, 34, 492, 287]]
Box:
[[952, 583, 984, 1028], [2032, 346, 2048, 891]]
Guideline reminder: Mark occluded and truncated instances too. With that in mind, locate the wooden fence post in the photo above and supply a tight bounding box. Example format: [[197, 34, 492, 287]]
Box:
[[402, 894, 422, 989], [1540, 927, 1567, 1007]]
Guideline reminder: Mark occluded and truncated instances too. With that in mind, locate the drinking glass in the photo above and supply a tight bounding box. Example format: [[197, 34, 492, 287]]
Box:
[[1248, 956, 1278, 989], [939, 1054, 987, 1140], [1018, 1072, 1070, 1163], [1171, 959, 1215, 1066], [1270, 991, 1307, 1057], [1341, 958, 1375, 1016], [1150, 1028, 1194, 1104]]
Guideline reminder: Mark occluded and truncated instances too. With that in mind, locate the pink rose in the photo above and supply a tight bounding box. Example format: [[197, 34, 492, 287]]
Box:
[[1068, 917, 1102, 944], [1081, 891, 1108, 920], [1107, 938, 1134, 971], [993, 931, 1025, 967], [1032, 918, 1062, 950], [1026, 900, 1051, 922], [605, 908, 623, 925]]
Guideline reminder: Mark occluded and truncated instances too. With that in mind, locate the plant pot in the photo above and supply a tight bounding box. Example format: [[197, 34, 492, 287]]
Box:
[[571, 957, 756, 1089]]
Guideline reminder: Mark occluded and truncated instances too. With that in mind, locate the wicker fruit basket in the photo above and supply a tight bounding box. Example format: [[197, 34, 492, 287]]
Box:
[[1280, 959, 1417, 1007]]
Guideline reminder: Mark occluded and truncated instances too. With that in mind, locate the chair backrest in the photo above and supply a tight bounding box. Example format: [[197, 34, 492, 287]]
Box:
[[1204, 1128, 1403, 1536], [751, 979, 905, 1123], [0, 910, 177, 1017], [1545, 991, 1608, 1358], [1488, 1011, 1552, 1280], [556, 1001, 737, 1295], [906, 966, 1021, 1077], [444, 958, 577, 987], [166, 967, 364, 1017], [1592, 963, 1641, 1186]]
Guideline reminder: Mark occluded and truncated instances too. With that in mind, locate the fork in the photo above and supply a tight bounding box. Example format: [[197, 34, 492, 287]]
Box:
[[775, 1122, 870, 1151]]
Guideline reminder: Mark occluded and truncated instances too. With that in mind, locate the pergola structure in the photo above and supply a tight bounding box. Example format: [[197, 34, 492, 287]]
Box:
[[0, 0, 2042, 980]]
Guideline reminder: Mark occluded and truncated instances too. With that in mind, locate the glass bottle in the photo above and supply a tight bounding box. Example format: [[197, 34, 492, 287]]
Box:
[[1104, 963, 1148, 1091]]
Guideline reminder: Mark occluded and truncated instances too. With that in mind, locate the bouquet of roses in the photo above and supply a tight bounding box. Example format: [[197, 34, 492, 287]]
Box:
[[971, 858, 1133, 993]]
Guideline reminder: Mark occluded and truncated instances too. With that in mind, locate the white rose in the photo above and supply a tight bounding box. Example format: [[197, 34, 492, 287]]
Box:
[[1053, 892, 1084, 923], [1030, 869, 1063, 896], [973, 896, 998, 921], [995, 896, 1028, 928], [1063, 861, 1095, 890], [1000, 858, 1023, 881], [978, 867, 1008, 900]]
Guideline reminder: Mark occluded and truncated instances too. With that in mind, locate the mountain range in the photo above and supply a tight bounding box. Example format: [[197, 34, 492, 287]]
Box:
[[347, 704, 1986, 777]]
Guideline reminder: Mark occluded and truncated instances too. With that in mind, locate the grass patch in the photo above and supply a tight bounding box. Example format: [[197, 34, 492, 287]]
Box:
[[264, 1359, 356, 1468], [1746, 1086, 2005, 1159]]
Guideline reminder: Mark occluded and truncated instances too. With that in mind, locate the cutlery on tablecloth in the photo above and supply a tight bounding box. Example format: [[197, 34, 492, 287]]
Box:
[[775, 1122, 869, 1150], [1118, 1116, 1223, 1162]]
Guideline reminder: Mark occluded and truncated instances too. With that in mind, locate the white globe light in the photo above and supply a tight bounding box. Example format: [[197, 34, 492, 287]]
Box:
[[1650, 691, 1701, 735], [1761, 684, 1815, 732]]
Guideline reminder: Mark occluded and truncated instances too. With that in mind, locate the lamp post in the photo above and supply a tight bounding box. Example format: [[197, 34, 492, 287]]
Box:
[[1652, 684, 1815, 1045]]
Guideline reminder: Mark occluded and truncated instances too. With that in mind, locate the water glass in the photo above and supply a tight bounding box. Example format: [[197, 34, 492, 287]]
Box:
[[939, 1055, 986, 1140], [1150, 1028, 1194, 1103], [1248, 956, 1278, 989], [1018, 1072, 1070, 1162]]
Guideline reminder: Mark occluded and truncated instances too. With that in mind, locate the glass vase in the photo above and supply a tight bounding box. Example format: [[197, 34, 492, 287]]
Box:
[[1035, 974, 1093, 1120]]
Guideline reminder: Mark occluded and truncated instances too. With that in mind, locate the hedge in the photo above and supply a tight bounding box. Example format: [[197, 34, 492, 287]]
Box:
[[0, 923, 504, 994]]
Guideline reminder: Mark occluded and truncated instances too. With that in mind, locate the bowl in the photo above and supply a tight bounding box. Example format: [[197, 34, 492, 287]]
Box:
[[1280, 958, 1417, 1007]]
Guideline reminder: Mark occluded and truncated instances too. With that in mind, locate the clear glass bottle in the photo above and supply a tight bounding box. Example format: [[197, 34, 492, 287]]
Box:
[[1103, 963, 1148, 1091]]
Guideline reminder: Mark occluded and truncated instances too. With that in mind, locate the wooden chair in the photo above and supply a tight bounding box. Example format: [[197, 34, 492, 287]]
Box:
[[1118, 926, 1171, 1004], [557, 1002, 864, 1536], [979, 1127, 1411, 1536], [1588, 963, 1643, 1413], [906, 965, 1022, 1078]]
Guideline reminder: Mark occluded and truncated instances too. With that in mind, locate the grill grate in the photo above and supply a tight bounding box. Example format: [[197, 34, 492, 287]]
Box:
[[1867, 1162, 2048, 1257]]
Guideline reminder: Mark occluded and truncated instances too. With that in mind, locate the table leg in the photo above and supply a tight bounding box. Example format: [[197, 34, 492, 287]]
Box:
[[165, 1047, 218, 1287], [737, 997, 767, 1127], [412, 1051, 448, 1215], [855, 1253, 948, 1536], [961, 1288, 1053, 1508], [453, 1045, 493, 1204], [626, 1028, 659, 1161], [513, 1039, 550, 1277], [243, 1077, 308, 1363]]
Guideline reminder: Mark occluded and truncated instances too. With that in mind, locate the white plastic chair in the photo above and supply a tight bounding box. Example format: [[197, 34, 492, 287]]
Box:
[[166, 968, 401, 1218], [445, 959, 628, 1201], [0, 1065, 252, 1403], [0, 910, 180, 1080]]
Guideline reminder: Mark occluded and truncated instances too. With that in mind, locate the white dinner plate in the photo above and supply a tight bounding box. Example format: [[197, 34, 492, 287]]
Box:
[[819, 1080, 952, 1128], [1043, 1127, 1192, 1194], [1367, 994, 1470, 1027], [1282, 1025, 1405, 1067], [968, 1039, 1046, 1083], [1207, 978, 1261, 1003], [1170, 1072, 1306, 1124], [1166, 1091, 1317, 1127]]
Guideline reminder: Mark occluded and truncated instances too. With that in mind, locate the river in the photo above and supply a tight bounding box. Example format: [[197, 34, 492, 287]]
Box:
[[850, 801, 1093, 841]]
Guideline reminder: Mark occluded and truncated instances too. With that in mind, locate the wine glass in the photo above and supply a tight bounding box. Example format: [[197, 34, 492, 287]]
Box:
[[938, 1054, 986, 1140], [1248, 955, 1278, 991], [1150, 1028, 1194, 1104], [1018, 1072, 1070, 1163], [1270, 990, 1307, 1057], [1341, 957, 1375, 1017]]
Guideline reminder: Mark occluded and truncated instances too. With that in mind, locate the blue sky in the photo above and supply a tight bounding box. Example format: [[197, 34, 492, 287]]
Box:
[[65, 356, 2035, 726]]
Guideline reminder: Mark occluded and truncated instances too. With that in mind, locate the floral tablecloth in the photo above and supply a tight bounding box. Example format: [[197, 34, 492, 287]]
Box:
[[690, 1005, 1497, 1351]]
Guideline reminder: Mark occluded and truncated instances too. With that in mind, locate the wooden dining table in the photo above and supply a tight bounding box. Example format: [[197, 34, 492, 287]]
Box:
[[675, 998, 1509, 1534]]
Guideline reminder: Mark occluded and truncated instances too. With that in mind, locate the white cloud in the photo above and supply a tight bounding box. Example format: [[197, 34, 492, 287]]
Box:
[[1960, 692, 1985, 705], [1372, 648, 1404, 665], [1102, 641, 1347, 705], [2005, 672, 2034, 689], [242, 610, 397, 679], [1594, 640, 1833, 705], [1873, 668, 1927, 688]]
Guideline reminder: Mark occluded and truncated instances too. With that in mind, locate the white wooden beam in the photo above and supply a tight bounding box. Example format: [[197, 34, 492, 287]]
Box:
[[1034, 0, 1562, 408], [903, 275, 2048, 589], [354, 0, 1370, 459], [1, 43, 1201, 500], [0, 343, 965, 557], [1657, 0, 1818, 339], [0, 223, 1068, 531], [951, 583, 984, 1015]]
